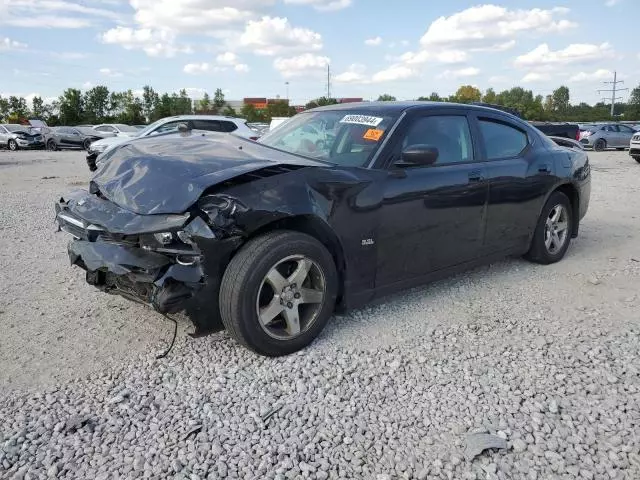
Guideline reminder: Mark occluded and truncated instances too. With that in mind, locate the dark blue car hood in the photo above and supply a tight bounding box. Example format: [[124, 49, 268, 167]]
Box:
[[91, 134, 324, 215]]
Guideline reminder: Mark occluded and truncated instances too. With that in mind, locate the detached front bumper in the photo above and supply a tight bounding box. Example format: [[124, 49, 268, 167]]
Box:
[[17, 139, 44, 149], [55, 191, 207, 314]]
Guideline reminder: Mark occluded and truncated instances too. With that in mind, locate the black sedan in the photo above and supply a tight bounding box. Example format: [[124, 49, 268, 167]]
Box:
[[45, 126, 114, 151], [54, 102, 591, 356]]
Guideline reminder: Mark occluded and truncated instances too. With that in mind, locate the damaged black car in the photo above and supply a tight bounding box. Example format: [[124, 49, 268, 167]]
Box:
[[55, 102, 591, 356]]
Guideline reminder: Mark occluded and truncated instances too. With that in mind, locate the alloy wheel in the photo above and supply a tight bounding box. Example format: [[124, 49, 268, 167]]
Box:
[[256, 255, 326, 340], [544, 204, 569, 254], [8, 140, 17, 151]]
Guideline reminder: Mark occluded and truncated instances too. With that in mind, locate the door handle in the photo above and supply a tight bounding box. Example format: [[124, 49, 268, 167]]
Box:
[[538, 164, 550, 174], [468, 170, 484, 183]]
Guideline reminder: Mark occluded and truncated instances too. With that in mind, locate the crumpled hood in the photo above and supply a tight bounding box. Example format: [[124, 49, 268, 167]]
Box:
[[91, 134, 324, 215]]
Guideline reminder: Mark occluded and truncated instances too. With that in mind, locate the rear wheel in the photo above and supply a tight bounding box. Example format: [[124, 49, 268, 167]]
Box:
[[525, 191, 573, 265], [219, 230, 338, 356], [594, 139, 606, 151], [634, 156, 640, 164], [8, 139, 17, 151], [46, 139, 57, 151], [83, 139, 91, 151]]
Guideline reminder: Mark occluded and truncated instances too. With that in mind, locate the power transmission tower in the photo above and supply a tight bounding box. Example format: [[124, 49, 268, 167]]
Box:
[[597, 71, 628, 117]]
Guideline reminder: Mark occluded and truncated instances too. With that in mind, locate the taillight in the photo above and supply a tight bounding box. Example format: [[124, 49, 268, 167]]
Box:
[[575, 130, 580, 141]]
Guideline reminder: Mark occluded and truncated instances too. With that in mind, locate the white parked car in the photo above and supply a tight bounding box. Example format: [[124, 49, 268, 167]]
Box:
[[87, 115, 260, 170], [92, 124, 140, 138], [629, 132, 640, 164]]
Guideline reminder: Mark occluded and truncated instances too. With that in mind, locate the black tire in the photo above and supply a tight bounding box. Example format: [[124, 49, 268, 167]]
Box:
[[8, 139, 18, 151], [219, 230, 338, 356], [616, 147, 625, 151], [46, 139, 57, 151], [83, 139, 91, 151], [593, 139, 606, 151], [525, 191, 573, 265], [634, 157, 640, 164]]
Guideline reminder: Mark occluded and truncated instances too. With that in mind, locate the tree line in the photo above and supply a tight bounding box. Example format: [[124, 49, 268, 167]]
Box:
[[2, 83, 640, 126]]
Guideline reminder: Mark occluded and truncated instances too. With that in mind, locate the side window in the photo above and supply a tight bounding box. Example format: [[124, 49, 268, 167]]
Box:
[[220, 121, 238, 132], [478, 119, 528, 160], [619, 125, 634, 133], [95, 126, 108, 132], [153, 121, 181, 134], [192, 120, 222, 132], [606, 125, 617, 132], [59, 127, 70, 134], [402, 115, 473, 165]]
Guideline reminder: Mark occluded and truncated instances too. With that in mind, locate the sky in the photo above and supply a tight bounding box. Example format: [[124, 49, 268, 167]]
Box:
[[0, 0, 635, 107]]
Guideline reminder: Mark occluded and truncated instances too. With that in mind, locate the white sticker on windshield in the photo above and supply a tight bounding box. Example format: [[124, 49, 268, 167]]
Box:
[[339, 115, 383, 127]]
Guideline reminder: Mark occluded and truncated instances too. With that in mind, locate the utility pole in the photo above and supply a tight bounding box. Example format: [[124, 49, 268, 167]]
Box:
[[598, 71, 628, 117], [326, 64, 331, 100], [285, 81, 289, 102]]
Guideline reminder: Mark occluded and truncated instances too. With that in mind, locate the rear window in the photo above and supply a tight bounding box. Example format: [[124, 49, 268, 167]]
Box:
[[478, 118, 528, 160]]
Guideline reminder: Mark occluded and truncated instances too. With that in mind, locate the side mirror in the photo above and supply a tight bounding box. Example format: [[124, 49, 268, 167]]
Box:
[[398, 144, 438, 166], [177, 123, 190, 133]]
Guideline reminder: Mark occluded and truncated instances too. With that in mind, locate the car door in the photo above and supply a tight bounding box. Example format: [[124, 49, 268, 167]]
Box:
[[475, 114, 559, 254], [617, 124, 635, 146], [68, 128, 83, 147], [0, 126, 9, 145], [375, 110, 489, 286], [604, 125, 618, 146], [57, 127, 72, 147]]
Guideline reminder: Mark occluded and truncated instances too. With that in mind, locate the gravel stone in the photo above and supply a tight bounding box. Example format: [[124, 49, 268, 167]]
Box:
[[0, 150, 639, 479]]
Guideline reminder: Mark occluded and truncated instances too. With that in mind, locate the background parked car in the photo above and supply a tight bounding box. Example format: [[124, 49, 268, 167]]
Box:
[[629, 132, 640, 163], [0, 124, 45, 150], [46, 126, 114, 151], [87, 115, 261, 170], [92, 124, 140, 137], [579, 123, 637, 151]]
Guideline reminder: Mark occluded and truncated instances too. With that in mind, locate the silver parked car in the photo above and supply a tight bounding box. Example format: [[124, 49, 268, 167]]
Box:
[[579, 123, 637, 151], [0, 124, 45, 150]]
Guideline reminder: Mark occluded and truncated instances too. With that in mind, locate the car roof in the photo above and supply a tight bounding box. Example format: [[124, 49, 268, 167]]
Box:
[[308, 101, 524, 119], [160, 115, 247, 122]]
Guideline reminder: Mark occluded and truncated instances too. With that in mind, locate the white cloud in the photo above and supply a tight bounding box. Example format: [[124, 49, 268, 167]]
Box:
[[438, 67, 480, 79], [0, 0, 121, 28], [239, 16, 322, 56], [283, 0, 351, 11], [365, 36, 382, 46], [181, 87, 208, 99], [234, 63, 250, 72], [371, 65, 416, 83], [216, 52, 239, 65], [273, 53, 329, 78], [127, 0, 256, 33], [99, 68, 123, 77], [183, 63, 211, 74], [569, 69, 616, 82], [420, 5, 576, 51], [515, 43, 615, 68], [101, 26, 192, 57], [334, 64, 368, 84], [521, 72, 550, 82], [400, 49, 468, 65], [0, 37, 27, 51]]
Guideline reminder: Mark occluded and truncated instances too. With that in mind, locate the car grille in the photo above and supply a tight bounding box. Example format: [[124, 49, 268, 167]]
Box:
[[632, 134, 640, 141], [57, 210, 140, 246]]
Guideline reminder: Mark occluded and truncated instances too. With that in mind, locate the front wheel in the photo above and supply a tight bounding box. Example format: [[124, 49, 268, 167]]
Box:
[[525, 191, 573, 265], [219, 230, 338, 356], [83, 139, 91, 151], [46, 139, 57, 151], [633, 156, 640, 164], [8, 139, 18, 151]]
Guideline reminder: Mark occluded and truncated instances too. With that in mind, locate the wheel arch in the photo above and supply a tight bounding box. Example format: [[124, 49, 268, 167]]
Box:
[[246, 214, 347, 304], [549, 182, 580, 238]]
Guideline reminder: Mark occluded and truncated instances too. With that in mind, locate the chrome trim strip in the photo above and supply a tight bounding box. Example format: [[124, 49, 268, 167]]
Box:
[[57, 213, 84, 228]]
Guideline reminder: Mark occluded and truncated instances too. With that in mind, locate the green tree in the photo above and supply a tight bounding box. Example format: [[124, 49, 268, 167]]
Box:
[[240, 104, 266, 122], [177, 89, 192, 114], [118, 90, 145, 124], [305, 97, 337, 109], [377, 94, 396, 101], [156, 93, 173, 119], [142, 85, 159, 121], [31, 96, 45, 119], [84, 86, 110, 123], [213, 88, 226, 111], [267, 100, 291, 119], [198, 92, 211, 113], [452, 85, 482, 103], [482, 88, 497, 104], [58, 89, 84, 125], [626, 84, 640, 120], [8, 96, 29, 120], [0, 96, 9, 121], [551, 86, 570, 114], [222, 105, 237, 117]]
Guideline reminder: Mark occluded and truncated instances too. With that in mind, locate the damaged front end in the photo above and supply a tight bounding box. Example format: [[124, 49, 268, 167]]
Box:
[[55, 189, 238, 315]]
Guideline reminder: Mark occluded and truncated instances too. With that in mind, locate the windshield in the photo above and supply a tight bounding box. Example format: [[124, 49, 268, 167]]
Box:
[[6, 124, 27, 132], [258, 111, 397, 167], [115, 124, 139, 132]]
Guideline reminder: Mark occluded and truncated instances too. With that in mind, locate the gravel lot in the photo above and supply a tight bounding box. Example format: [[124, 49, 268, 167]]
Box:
[[1, 148, 639, 479]]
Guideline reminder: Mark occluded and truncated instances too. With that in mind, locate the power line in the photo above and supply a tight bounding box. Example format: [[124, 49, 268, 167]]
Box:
[[597, 71, 628, 117]]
